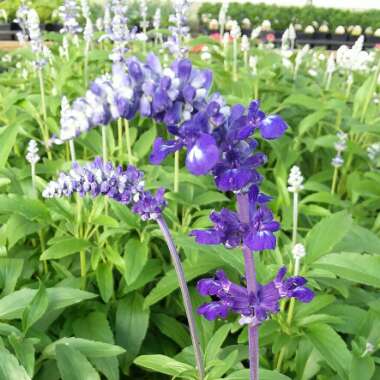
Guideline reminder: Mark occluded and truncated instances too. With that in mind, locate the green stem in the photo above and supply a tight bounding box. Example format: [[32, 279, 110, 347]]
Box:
[[124, 119, 133, 163], [80, 250, 87, 287], [233, 38, 238, 82], [69, 139, 76, 162], [38, 230, 48, 274], [38, 68, 52, 159], [118, 118, 123, 163], [102, 125, 107, 162], [84, 44, 89, 89], [331, 167, 338, 195]]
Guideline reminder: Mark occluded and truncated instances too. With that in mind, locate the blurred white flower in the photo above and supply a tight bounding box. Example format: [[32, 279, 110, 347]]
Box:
[[250, 26, 261, 40], [26, 140, 40, 165], [200, 46, 211, 61], [288, 166, 304, 193], [241, 35, 250, 52], [261, 20, 271, 31], [292, 243, 306, 259]]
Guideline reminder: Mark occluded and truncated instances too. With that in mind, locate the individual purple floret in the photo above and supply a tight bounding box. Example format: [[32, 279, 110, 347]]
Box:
[[42, 157, 166, 221], [197, 267, 314, 324], [191, 186, 280, 251]]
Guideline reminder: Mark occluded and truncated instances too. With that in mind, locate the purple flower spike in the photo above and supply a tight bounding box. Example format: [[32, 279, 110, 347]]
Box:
[[42, 158, 166, 221], [259, 115, 288, 140], [191, 197, 279, 252], [196, 267, 314, 324], [186, 133, 219, 175]]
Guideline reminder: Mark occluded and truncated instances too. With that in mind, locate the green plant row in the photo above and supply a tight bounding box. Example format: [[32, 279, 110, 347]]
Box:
[[198, 2, 380, 31], [0, 0, 174, 26]]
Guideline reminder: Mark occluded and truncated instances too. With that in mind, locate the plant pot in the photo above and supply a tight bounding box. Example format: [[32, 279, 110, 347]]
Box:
[[348, 34, 360, 42], [365, 35, 380, 46], [10, 22, 21, 31], [0, 23, 14, 40], [241, 28, 251, 36], [45, 23, 62, 32]]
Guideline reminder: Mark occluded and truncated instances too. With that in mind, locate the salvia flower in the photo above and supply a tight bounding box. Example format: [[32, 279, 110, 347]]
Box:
[[14, 4, 30, 43], [80, 0, 90, 19], [191, 186, 280, 251], [59, 0, 82, 36], [197, 267, 313, 323], [151, 99, 287, 192], [367, 142, 380, 166], [165, 0, 191, 57], [26, 140, 40, 165], [292, 243, 306, 260], [42, 157, 166, 221], [83, 17, 93, 44], [241, 35, 250, 52], [57, 53, 213, 143], [331, 131, 348, 168], [153, 8, 161, 31], [288, 165, 304, 193], [23, 8, 46, 68]]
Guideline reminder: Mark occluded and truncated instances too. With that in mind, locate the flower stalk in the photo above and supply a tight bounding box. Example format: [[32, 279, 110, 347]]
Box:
[[237, 193, 259, 380], [156, 216, 205, 380]]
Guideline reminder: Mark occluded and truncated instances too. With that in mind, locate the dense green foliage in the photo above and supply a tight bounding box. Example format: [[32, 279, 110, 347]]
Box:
[[199, 2, 380, 30], [0, 26, 380, 380]]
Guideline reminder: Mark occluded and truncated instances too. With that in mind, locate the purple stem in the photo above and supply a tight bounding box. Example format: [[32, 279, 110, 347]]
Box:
[[156, 216, 205, 380], [237, 193, 259, 380]]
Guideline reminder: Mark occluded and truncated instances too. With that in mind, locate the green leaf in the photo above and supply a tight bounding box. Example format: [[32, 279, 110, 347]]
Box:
[[22, 282, 48, 332], [43, 337, 125, 359], [124, 238, 148, 285], [0, 347, 31, 380], [96, 262, 114, 303], [298, 110, 326, 135], [305, 211, 352, 263], [8, 336, 35, 378], [0, 194, 49, 221], [133, 126, 156, 159], [225, 369, 291, 379], [205, 324, 231, 364], [353, 76, 373, 118], [295, 295, 336, 319], [73, 312, 119, 380], [0, 258, 24, 296], [193, 191, 229, 206], [56, 344, 100, 380], [144, 256, 223, 307], [315, 252, 380, 287], [349, 354, 375, 380], [0, 322, 21, 336], [134, 355, 196, 378], [41, 237, 91, 260], [334, 224, 380, 255], [152, 314, 191, 348], [306, 323, 351, 378], [116, 293, 149, 366], [0, 287, 96, 320], [283, 94, 323, 110], [0, 124, 19, 169]]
